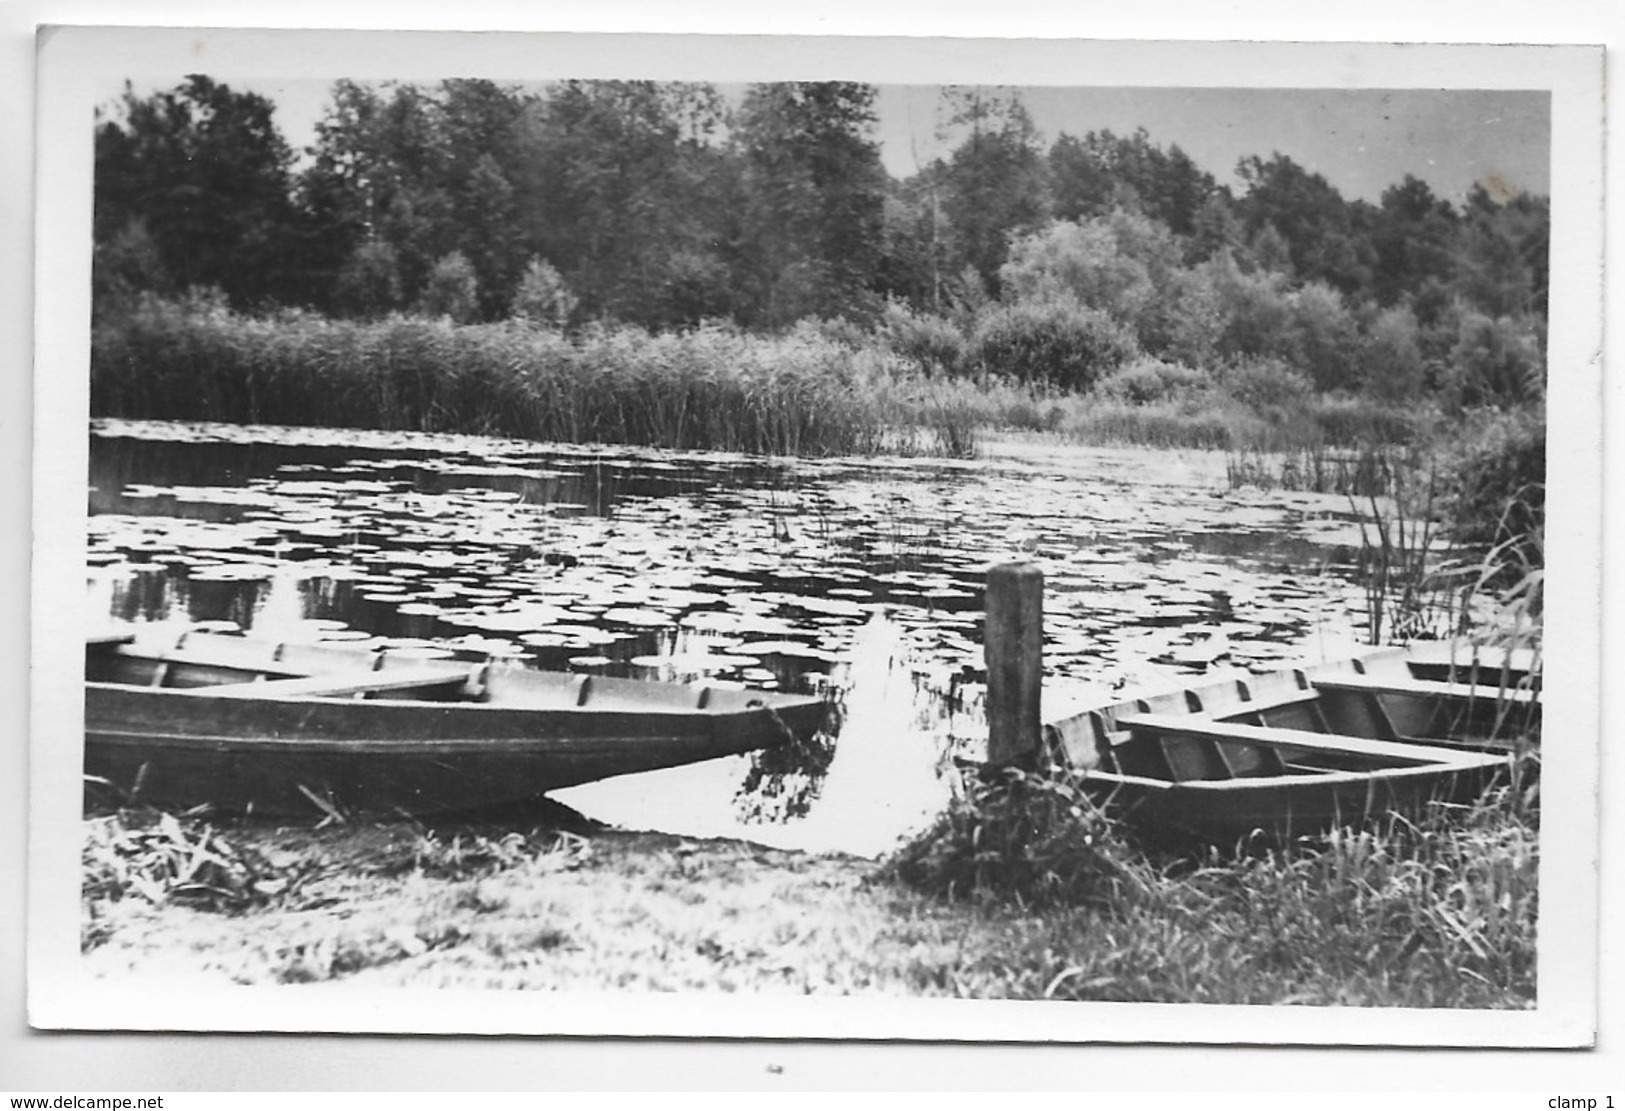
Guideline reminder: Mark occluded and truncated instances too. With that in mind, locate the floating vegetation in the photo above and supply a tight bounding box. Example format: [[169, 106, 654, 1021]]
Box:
[[89, 420, 1384, 855]]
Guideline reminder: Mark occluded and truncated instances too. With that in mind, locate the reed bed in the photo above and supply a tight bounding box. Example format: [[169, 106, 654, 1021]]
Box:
[[1064, 398, 1251, 450], [1340, 439, 1544, 656], [1015, 393, 1429, 454], [1226, 443, 1409, 497], [91, 298, 1000, 458], [95, 296, 1435, 459]]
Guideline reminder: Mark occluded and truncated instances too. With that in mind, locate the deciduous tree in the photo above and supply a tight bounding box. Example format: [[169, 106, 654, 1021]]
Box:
[[935, 88, 1050, 293], [95, 75, 302, 308], [734, 82, 888, 327]]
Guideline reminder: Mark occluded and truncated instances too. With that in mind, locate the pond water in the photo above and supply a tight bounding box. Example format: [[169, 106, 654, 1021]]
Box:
[[86, 418, 1382, 857]]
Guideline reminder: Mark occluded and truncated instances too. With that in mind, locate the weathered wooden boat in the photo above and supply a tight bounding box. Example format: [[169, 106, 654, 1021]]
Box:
[[85, 626, 832, 818], [1301, 642, 1539, 752], [1042, 642, 1535, 844]]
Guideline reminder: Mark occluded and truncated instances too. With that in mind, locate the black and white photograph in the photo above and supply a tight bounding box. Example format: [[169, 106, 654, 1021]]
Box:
[[22, 22, 1605, 1060]]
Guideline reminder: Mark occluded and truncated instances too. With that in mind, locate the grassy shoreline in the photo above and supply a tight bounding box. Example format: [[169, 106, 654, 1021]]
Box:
[[92, 296, 1438, 460], [80, 783, 1536, 1005]]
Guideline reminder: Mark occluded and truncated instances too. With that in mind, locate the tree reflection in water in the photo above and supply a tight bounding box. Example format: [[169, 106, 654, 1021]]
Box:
[[733, 696, 843, 824]]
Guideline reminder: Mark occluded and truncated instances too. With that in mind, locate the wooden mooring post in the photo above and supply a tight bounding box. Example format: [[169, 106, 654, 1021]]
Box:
[[985, 561, 1043, 765]]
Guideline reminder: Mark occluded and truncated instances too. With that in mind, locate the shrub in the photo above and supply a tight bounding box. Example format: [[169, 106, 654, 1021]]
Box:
[[509, 256, 578, 329], [1447, 310, 1546, 409], [1094, 357, 1214, 405], [997, 400, 1066, 432], [1441, 405, 1546, 554], [789, 315, 870, 351], [1000, 212, 1186, 355], [1001, 218, 1154, 323], [1358, 303, 1429, 402], [879, 300, 966, 377], [1289, 281, 1362, 392], [93, 218, 170, 312], [420, 251, 481, 324], [970, 296, 1138, 391], [1205, 255, 1296, 362], [1312, 394, 1431, 446], [335, 239, 404, 319], [1159, 266, 1226, 367], [1218, 356, 1314, 411], [941, 264, 994, 330]]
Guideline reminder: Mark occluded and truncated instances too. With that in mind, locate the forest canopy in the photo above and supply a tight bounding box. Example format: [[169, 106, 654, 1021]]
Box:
[[93, 76, 1550, 409]]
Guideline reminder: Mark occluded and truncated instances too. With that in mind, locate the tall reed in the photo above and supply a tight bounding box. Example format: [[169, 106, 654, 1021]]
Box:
[[1227, 443, 1398, 496], [1353, 454, 1460, 645], [94, 295, 1439, 459], [92, 298, 990, 459]]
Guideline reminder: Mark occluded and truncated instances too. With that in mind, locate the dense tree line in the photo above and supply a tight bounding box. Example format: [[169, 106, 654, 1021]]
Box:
[[94, 76, 1549, 406]]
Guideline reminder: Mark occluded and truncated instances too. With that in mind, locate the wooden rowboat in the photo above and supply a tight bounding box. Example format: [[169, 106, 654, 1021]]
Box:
[[1042, 642, 1535, 844], [85, 626, 832, 818]]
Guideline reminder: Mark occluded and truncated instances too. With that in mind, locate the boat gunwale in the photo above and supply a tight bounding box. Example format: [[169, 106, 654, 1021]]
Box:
[[87, 678, 822, 714], [1113, 711, 1505, 768], [1081, 753, 1507, 795], [87, 626, 830, 718], [82, 724, 755, 754]]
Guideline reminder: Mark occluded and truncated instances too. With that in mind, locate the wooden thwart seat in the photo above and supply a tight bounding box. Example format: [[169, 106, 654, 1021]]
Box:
[[202, 667, 471, 700], [1310, 672, 1539, 707], [1117, 712, 1496, 769]]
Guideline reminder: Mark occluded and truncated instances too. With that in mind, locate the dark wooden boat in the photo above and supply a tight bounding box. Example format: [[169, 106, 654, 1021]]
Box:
[[1042, 642, 1534, 844], [1299, 642, 1539, 752], [85, 626, 832, 818]]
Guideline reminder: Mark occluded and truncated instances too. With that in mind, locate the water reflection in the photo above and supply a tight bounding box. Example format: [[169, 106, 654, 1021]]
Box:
[[86, 419, 1377, 856]]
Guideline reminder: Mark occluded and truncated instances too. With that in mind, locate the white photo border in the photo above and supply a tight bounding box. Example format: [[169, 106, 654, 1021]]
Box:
[[29, 25, 1605, 1049]]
